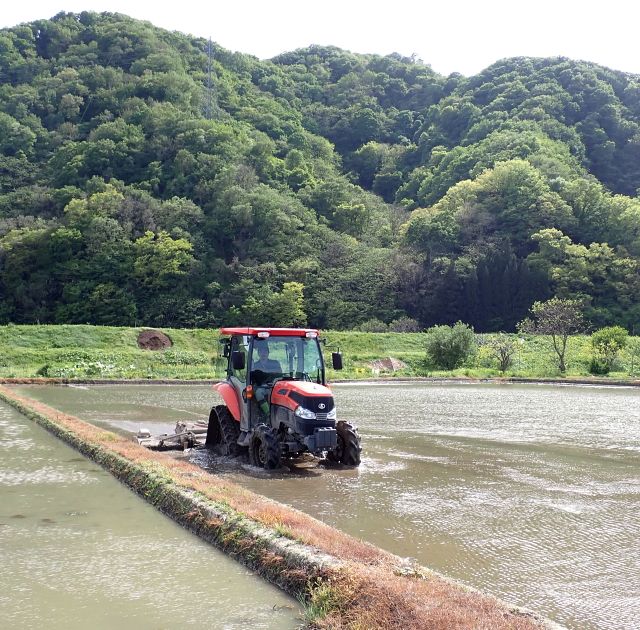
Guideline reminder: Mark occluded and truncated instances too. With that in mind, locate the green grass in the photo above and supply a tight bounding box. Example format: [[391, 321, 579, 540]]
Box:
[[0, 325, 220, 379], [331, 332, 640, 381], [1, 325, 639, 381]]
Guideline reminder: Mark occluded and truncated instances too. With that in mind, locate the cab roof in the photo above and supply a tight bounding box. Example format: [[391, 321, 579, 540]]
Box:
[[220, 327, 320, 337]]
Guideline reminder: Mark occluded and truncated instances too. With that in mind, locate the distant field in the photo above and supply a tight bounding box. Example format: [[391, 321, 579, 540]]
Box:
[[0, 325, 638, 380]]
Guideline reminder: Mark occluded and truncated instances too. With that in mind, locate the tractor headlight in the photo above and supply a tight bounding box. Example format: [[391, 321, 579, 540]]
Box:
[[294, 405, 316, 420], [327, 407, 337, 420]]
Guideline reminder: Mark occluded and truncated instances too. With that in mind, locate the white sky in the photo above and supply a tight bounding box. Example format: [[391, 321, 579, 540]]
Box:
[[2, 1, 639, 78]]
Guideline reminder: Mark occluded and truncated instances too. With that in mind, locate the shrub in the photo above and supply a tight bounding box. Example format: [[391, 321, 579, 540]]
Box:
[[358, 319, 389, 333], [48, 361, 118, 378], [590, 326, 628, 374], [157, 349, 209, 365], [589, 357, 610, 375], [389, 318, 421, 333], [424, 321, 476, 370]]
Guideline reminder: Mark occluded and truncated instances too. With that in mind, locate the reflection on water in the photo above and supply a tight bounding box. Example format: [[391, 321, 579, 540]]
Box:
[[0, 402, 300, 630], [12, 382, 640, 630]]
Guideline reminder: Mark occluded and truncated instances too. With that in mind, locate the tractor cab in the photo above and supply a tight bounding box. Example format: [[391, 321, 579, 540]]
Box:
[[207, 327, 360, 469]]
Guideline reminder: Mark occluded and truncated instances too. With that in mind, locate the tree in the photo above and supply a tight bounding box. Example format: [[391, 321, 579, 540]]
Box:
[[424, 321, 476, 370], [57, 282, 137, 326], [349, 108, 382, 148], [0, 113, 37, 157], [625, 336, 640, 376], [528, 228, 640, 327], [589, 325, 628, 374], [239, 281, 308, 328], [518, 298, 585, 373], [401, 207, 460, 255], [132, 231, 194, 291], [478, 333, 518, 373], [268, 282, 307, 328], [331, 203, 369, 236]]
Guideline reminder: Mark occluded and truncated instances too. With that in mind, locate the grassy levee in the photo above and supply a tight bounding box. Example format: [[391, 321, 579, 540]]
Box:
[[1, 324, 640, 381], [0, 325, 221, 380], [0, 384, 566, 630]]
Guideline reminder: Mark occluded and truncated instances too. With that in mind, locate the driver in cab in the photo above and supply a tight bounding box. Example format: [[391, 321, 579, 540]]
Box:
[[252, 342, 281, 415], [253, 343, 281, 374]]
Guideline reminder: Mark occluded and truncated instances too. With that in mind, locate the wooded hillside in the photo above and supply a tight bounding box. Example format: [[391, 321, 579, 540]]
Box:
[[2, 11, 640, 331]]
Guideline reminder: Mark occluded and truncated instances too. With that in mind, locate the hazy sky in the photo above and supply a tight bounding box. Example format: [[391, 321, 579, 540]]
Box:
[[2, 1, 639, 77]]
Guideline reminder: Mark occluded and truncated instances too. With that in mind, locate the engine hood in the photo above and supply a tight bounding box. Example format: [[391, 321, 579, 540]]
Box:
[[271, 380, 334, 412]]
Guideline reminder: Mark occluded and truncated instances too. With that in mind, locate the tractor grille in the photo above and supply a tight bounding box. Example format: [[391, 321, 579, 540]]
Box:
[[288, 391, 334, 413], [295, 412, 335, 437]]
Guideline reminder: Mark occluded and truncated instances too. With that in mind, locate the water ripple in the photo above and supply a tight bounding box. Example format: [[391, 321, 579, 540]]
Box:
[[0, 465, 99, 486]]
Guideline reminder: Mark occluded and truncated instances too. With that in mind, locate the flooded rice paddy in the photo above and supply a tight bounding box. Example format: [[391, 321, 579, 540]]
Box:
[[0, 401, 301, 630], [9, 381, 640, 630]]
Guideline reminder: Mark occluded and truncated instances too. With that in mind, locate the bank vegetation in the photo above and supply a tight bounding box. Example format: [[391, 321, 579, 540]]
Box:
[[2, 324, 640, 382]]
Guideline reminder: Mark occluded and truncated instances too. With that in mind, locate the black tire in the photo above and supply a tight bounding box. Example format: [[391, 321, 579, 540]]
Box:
[[327, 421, 361, 466], [205, 407, 221, 446], [205, 405, 245, 457], [249, 424, 282, 470]]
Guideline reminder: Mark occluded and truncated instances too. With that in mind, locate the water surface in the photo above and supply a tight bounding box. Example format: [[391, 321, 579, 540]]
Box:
[[12, 381, 640, 630], [0, 400, 301, 630]]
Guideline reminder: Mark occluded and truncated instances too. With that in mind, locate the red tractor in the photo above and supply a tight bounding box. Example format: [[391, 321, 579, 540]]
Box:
[[206, 327, 361, 469]]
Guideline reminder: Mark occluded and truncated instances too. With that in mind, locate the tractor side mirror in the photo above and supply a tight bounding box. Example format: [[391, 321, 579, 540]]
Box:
[[231, 351, 245, 371], [332, 352, 343, 370]]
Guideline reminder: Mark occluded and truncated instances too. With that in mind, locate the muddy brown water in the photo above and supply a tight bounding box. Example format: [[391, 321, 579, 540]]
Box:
[[0, 401, 301, 630], [9, 382, 640, 630]]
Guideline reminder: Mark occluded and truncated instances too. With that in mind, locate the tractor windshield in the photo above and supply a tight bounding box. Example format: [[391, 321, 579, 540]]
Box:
[[250, 335, 324, 384]]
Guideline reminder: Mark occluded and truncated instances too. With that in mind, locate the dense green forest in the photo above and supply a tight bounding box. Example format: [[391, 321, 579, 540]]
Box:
[[2, 11, 640, 331]]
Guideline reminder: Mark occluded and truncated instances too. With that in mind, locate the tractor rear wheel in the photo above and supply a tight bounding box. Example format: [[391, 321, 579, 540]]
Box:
[[249, 424, 282, 470], [327, 421, 361, 466], [205, 405, 245, 457]]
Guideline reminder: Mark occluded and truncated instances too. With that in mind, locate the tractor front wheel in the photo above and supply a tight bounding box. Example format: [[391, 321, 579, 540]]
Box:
[[205, 405, 245, 457], [327, 421, 361, 466], [249, 425, 282, 470]]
